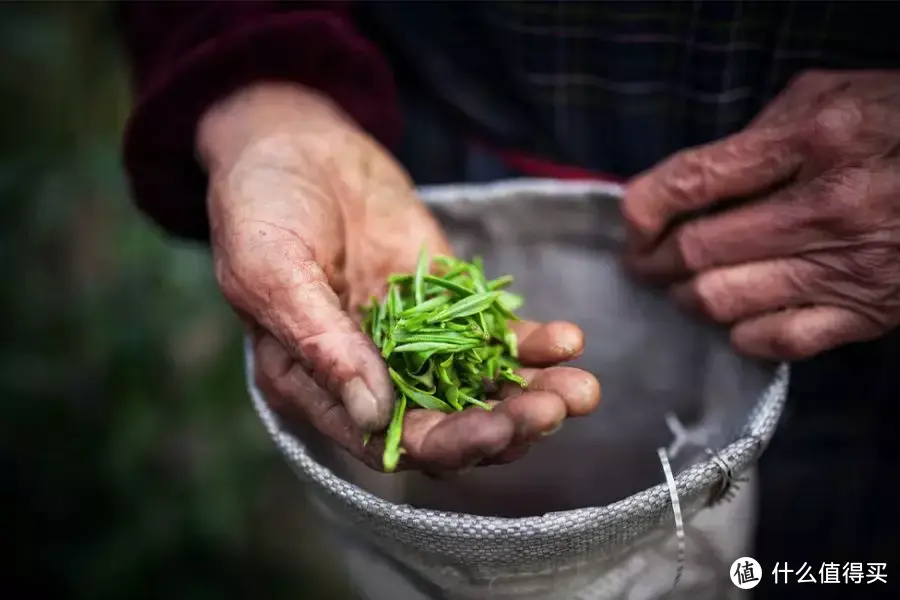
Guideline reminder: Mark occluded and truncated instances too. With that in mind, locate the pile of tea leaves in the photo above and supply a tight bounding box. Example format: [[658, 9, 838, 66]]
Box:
[[361, 247, 527, 471]]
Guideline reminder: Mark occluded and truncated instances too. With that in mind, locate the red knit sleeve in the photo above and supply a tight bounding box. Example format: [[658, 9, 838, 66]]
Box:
[[117, 1, 400, 241]]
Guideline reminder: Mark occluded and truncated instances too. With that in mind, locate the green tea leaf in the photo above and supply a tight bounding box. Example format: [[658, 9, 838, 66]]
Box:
[[498, 291, 524, 312], [491, 298, 520, 322], [362, 246, 527, 468], [393, 326, 481, 340], [414, 244, 429, 305], [458, 388, 492, 410], [487, 274, 514, 290], [393, 341, 479, 353], [504, 330, 519, 359], [422, 274, 474, 297], [409, 349, 436, 370], [444, 385, 462, 410], [468, 263, 487, 293], [387, 274, 413, 285], [385, 283, 398, 323], [433, 255, 465, 271], [499, 369, 528, 388], [436, 362, 455, 386], [399, 295, 449, 317], [372, 295, 386, 346], [486, 356, 499, 380], [392, 332, 473, 345], [408, 369, 436, 392], [389, 368, 453, 411], [387, 283, 404, 320], [428, 291, 502, 323], [381, 337, 397, 359], [383, 394, 406, 472]]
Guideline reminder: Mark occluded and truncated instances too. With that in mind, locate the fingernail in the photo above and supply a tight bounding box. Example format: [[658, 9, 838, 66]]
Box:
[[541, 421, 564, 437], [553, 324, 584, 357], [341, 377, 389, 432]]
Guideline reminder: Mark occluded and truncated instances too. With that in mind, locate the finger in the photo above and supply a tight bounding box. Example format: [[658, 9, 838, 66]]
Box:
[[730, 305, 881, 362], [485, 392, 567, 466], [622, 125, 804, 246], [489, 369, 601, 467], [493, 391, 567, 442], [414, 400, 535, 471], [513, 320, 585, 366], [239, 251, 393, 432], [253, 331, 368, 460], [625, 179, 840, 282], [401, 406, 515, 472], [474, 394, 564, 467], [483, 445, 531, 466], [669, 258, 820, 324], [497, 367, 601, 417]]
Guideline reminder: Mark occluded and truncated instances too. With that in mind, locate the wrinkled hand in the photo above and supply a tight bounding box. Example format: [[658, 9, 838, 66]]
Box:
[[623, 70, 900, 361], [198, 84, 600, 473]]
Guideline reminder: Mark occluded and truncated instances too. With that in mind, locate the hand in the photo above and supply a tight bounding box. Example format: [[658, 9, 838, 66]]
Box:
[[198, 84, 600, 473], [621, 70, 900, 362]]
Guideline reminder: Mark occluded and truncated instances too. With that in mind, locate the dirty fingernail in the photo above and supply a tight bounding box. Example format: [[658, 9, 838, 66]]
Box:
[[541, 421, 564, 437], [341, 377, 390, 432], [553, 323, 584, 357]]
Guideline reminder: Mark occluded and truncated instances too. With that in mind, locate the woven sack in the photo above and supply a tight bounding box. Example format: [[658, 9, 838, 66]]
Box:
[[245, 179, 788, 600]]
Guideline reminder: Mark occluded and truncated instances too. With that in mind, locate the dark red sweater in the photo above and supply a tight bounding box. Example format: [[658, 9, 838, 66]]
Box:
[[118, 1, 400, 241]]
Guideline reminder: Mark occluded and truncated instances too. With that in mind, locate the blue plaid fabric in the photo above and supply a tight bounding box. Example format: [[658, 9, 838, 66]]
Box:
[[360, 1, 900, 179]]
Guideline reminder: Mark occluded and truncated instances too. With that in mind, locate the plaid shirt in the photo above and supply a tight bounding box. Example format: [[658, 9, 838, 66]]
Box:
[[359, 1, 900, 181]]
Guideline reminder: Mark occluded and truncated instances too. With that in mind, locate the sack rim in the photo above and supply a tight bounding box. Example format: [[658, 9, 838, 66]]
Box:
[[244, 178, 789, 542]]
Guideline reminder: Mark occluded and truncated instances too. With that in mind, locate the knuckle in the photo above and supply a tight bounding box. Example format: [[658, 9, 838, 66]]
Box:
[[676, 222, 715, 271], [692, 276, 734, 322], [254, 363, 294, 415], [620, 190, 656, 235], [812, 98, 864, 150], [813, 169, 873, 233], [290, 271, 335, 305], [664, 150, 711, 207], [269, 370, 297, 401], [317, 400, 355, 442], [813, 244, 892, 288], [771, 321, 820, 361], [851, 244, 895, 277], [217, 227, 337, 329], [227, 222, 321, 283], [298, 331, 354, 384], [692, 270, 761, 324], [253, 338, 294, 398]]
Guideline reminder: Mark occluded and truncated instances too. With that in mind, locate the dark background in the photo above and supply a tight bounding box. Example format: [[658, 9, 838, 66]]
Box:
[[1, 3, 353, 598]]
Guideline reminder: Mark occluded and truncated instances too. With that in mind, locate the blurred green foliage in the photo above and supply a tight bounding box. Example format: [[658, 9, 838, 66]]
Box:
[[1, 3, 351, 598]]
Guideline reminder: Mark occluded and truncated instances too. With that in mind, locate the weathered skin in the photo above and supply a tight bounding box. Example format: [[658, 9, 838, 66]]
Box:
[[198, 83, 601, 475]]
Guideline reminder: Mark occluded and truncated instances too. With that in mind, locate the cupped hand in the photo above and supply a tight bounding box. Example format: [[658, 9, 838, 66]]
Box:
[[622, 70, 900, 361], [199, 84, 600, 473]]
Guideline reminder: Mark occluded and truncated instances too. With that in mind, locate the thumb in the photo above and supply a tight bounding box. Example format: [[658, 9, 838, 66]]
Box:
[[622, 123, 805, 248], [216, 244, 394, 433]]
